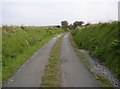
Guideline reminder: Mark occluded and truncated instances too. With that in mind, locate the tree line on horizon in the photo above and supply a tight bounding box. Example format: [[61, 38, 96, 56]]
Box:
[[61, 20, 91, 30]]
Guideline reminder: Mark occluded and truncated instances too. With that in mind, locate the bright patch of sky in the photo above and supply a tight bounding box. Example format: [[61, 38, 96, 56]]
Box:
[[1, 0, 119, 26]]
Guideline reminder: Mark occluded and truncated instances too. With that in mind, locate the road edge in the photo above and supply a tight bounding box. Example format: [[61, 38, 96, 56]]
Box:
[[69, 33, 114, 88]]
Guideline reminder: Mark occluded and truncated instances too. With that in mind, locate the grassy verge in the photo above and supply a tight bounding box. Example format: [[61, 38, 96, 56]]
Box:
[[69, 33, 89, 65], [71, 21, 119, 79], [94, 73, 113, 87], [2, 26, 64, 83], [69, 33, 113, 87], [41, 34, 64, 87]]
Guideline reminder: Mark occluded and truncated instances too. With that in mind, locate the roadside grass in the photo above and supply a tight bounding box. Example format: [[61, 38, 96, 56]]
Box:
[[69, 33, 89, 64], [41, 34, 64, 87], [69, 33, 114, 88], [2, 26, 64, 83], [71, 21, 119, 80], [94, 73, 113, 88]]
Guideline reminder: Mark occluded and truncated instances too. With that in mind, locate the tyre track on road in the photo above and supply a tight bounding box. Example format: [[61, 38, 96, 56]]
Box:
[[60, 33, 100, 87]]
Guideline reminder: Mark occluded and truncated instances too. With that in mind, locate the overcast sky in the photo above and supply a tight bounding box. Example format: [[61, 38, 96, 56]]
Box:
[[0, 0, 119, 26]]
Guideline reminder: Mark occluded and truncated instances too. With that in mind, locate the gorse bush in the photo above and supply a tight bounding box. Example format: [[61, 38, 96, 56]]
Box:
[[2, 26, 64, 81], [72, 21, 120, 79]]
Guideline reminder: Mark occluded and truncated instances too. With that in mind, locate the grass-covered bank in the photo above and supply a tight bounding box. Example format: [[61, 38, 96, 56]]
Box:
[[71, 21, 120, 79], [41, 34, 64, 87], [2, 26, 64, 82]]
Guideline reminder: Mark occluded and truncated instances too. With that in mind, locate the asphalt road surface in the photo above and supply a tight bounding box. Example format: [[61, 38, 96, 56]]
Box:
[[60, 33, 100, 87]]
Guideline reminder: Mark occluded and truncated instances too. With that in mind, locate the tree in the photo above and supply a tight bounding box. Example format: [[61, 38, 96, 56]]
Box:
[[61, 21, 68, 29], [84, 23, 91, 27], [73, 21, 84, 29], [55, 25, 61, 28], [68, 24, 74, 30]]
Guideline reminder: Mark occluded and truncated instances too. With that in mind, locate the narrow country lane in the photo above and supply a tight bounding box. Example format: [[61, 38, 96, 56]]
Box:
[[60, 33, 100, 87], [4, 34, 62, 87], [4, 33, 100, 87]]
